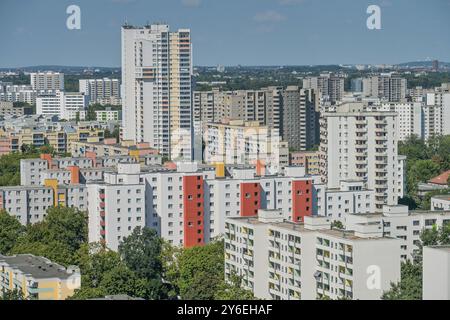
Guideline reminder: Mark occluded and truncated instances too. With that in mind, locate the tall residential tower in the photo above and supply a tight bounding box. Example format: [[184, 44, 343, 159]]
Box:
[[121, 24, 193, 160]]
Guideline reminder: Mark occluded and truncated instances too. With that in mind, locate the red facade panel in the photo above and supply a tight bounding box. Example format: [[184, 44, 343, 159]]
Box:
[[240, 182, 261, 217], [183, 175, 205, 248], [292, 180, 312, 222]]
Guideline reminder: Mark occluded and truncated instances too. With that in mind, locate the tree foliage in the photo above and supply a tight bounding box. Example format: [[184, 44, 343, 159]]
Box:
[[331, 220, 344, 229], [1, 207, 253, 300], [164, 240, 254, 300], [0, 289, 25, 300], [399, 135, 450, 208], [11, 206, 88, 266], [118, 227, 170, 299], [214, 271, 255, 300], [0, 210, 25, 255], [381, 260, 422, 300], [382, 223, 450, 300]]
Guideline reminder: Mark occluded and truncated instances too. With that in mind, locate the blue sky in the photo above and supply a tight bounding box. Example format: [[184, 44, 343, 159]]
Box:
[[1, 0, 449, 67]]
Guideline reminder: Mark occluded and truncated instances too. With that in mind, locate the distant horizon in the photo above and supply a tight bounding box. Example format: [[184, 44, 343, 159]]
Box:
[[1, 59, 449, 71]]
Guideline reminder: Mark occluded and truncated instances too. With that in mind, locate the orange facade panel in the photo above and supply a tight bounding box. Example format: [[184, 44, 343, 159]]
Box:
[[182, 175, 204, 248], [67, 166, 80, 184], [40, 153, 53, 169]]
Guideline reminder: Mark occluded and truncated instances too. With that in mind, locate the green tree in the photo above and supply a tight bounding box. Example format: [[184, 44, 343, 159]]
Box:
[[38, 144, 55, 156], [74, 243, 122, 289], [119, 227, 163, 279], [398, 135, 427, 162], [399, 135, 450, 208], [382, 223, 450, 300], [214, 272, 255, 300], [161, 240, 182, 299], [71, 243, 150, 300], [104, 127, 120, 141], [331, 220, 344, 229], [381, 260, 422, 300], [0, 289, 24, 300], [174, 240, 225, 300], [418, 224, 450, 249], [118, 227, 170, 299], [420, 188, 450, 210], [98, 264, 149, 298], [397, 195, 418, 210], [0, 210, 26, 255], [11, 207, 88, 266]]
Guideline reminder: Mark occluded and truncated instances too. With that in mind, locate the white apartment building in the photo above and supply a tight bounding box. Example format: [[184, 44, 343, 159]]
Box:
[[0, 85, 37, 105], [36, 91, 88, 120], [224, 210, 400, 300], [320, 103, 401, 210], [204, 120, 287, 171], [79, 78, 120, 106], [303, 73, 344, 104], [379, 103, 422, 141], [0, 183, 86, 226], [431, 195, 450, 211], [362, 73, 406, 102], [425, 91, 450, 137], [121, 24, 193, 160], [30, 72, 64, 91], [316, 180, 376, 219], [377, 97, 450, 141], [14, 155, 382, 250], [423, 246, 450, 300], [20, 155, 136, 186], [140, 164, 316, 247], [397, 155, 406, 198], [0, 186, 54, 225], [345, 205, 450, 261], [87, 163, 146, 251], [95, 109, 120, 121], [193, 87, 284, 160]]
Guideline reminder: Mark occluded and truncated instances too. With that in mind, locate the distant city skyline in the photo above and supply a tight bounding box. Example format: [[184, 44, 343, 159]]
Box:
[[1, 0, 450, 68]]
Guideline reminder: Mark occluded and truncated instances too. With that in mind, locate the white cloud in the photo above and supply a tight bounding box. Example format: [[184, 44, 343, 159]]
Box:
[[181, 0, 201, 7], [253, 10, 286, 23]]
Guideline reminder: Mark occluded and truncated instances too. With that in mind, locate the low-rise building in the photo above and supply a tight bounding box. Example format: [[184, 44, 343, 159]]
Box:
[[2, 124, 104, 155], [316, 180, 375, 219], [0, 101, 32, 117], [290, 151, 320, 175], [70, 139, 159, 161], [431, 195, 450, 211], [0, 254, 80, 300], [204, 120, 287, 171], [345, 205, 450, 261], [36, 91, 88, 120], [95, 109, 120, 121]]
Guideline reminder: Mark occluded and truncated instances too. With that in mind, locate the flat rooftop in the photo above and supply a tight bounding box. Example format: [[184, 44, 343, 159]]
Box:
[[91, 295, 144, 300], [0, 254, 74, 280], [431, 195, 450, 201], [426, 246, 450, 253], [227, 216, 384, 241]]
